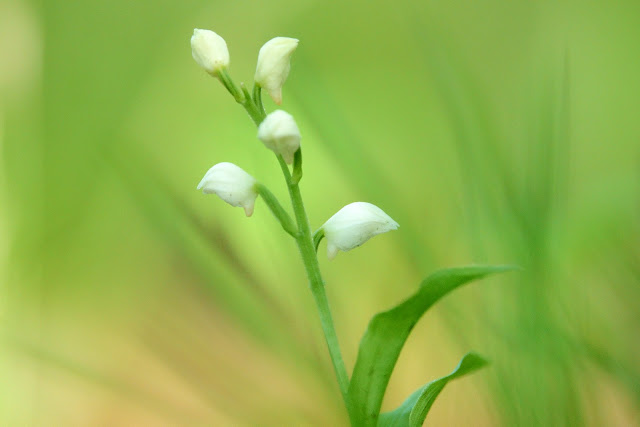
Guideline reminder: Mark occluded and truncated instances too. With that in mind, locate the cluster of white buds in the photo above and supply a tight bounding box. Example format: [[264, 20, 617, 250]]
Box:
[[192, 29, 398, 259], [191, 30, 297, 105]]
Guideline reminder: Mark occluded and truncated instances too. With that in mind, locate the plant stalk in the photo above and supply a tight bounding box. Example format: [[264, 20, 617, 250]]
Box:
[[230, 82, 351, 416], [276, 155, 351, 410]]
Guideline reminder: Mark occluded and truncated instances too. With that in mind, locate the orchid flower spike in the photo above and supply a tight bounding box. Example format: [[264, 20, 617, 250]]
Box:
[[191, 29, 230, 75], [197, 162, 258, 217], [257, 109, 301, 164], [321, 202, 399, 260], [254, 37, 299, 105]]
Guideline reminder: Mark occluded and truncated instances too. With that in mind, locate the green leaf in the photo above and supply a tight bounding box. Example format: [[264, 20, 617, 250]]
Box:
[[378, 352, 489, 427], [348, 265, 515, 426]]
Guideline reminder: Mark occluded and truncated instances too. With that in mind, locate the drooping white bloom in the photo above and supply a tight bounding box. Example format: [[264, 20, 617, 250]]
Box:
[[257, 110, 301, 164], [254, 37, 299, 105], [321, 202, 399, 260], [197, 162, 258, 217], [191, 29, 230, 75]]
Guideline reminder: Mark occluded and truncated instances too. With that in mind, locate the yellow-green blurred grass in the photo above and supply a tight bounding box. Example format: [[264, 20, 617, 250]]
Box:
[[1, 0, 639, 425]]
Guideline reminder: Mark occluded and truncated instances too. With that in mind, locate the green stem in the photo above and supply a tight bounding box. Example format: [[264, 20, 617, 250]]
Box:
[[275, 156, 350, 409], [216, 69, 265, 125], [241, 95, 265, 126], [255, 183, 298, 237], [216, 69, 244, 103], [230, 79, 350, 417]]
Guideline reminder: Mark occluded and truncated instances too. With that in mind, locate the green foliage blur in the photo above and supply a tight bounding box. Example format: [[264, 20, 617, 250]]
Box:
[[1, 0, 638, 424]]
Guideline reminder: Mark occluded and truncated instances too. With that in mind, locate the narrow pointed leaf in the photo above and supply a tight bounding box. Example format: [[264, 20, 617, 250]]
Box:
[[378, 352, 489, 427], [348, 265, 515, 426]]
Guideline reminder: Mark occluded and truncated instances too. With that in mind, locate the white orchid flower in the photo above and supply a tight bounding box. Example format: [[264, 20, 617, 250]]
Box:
[[197, 162, 258, 217], [321, 202, 399, 259]]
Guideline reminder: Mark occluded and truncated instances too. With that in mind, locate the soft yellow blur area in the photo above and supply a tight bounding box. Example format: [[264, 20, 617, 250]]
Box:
[[1, 0, 639, 425]]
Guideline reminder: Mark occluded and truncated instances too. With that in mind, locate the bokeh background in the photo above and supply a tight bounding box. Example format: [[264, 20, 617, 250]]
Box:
[[1, 0, 639, 425]]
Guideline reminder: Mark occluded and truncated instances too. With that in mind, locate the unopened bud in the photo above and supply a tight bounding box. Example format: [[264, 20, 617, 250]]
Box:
[[254, 37, 298, 105], [191, 29, 230, 75], [257, 110, 301, 164]]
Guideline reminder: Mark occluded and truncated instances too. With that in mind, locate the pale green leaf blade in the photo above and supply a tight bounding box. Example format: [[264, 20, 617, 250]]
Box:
[[377, 353, 488, 427], [348, 265, 515, 426]]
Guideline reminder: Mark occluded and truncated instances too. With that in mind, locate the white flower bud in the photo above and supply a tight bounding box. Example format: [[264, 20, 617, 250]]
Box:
[[321, 202, 399, 260], [257, 110, 301, 164], [191, 29, 230, 75], [254, 37, 298, 105], [197, 162, 258, 217]]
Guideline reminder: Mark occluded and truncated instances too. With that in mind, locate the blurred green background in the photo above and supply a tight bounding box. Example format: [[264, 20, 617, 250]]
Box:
[[1, 0, 639, 425]]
